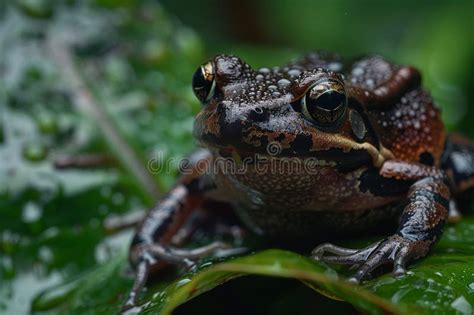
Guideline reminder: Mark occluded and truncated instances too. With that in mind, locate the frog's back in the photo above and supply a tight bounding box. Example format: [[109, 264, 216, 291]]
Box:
[[368, 88, 445, 166]]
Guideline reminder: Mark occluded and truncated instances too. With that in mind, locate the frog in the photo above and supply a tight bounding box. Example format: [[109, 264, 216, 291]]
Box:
[[122, 52, 474, 310]]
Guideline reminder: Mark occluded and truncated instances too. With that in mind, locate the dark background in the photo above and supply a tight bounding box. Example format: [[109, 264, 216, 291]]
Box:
[[162, 0, 473, 135]]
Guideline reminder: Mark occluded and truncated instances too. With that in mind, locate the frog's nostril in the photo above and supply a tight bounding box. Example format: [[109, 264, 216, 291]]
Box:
[[248, 107, 269, 122]]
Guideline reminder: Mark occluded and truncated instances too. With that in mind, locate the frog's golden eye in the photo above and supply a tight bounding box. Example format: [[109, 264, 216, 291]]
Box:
[[192, 61, 216, 104], [301, 79, 347, 126]]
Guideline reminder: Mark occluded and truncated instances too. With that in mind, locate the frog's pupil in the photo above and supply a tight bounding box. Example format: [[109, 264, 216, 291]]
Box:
[[303, 88, 347, 126], [309, 90, 345, 111], [192, 66, 213, 103]]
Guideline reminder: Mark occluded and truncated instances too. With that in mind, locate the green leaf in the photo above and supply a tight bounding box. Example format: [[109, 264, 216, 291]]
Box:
[[152, 218, 474, 315], [32, 217, 474, 315], [143, 249, 403, 315], [2, 1, 474, 315]]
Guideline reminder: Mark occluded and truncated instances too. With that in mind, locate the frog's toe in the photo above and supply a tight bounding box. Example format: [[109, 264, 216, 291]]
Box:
[[312, 243, 359, 258], [311, 241, 381, 265], [312, 235, 419, 283], [123, 241, 232, 312], [348, 236, 409, 282], [131, 240, 232, 269]]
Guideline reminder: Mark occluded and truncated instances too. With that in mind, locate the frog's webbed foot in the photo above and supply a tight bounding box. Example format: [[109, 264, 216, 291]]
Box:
[[311, 235, 428, 283], [122, 241, 230, 312]]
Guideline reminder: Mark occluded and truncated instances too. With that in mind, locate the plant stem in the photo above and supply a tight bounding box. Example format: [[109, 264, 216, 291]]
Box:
[[48, 38, 161, 203]]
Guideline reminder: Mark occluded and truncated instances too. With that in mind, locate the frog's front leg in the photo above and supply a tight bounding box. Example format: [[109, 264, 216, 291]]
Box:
[[312, 160, 450, 283], [123, 184, 230, 311], [122, 149, 231, 311]]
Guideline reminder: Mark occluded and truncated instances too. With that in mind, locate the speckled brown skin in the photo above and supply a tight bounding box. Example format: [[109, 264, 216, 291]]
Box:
[[124, 52, 474, 310]]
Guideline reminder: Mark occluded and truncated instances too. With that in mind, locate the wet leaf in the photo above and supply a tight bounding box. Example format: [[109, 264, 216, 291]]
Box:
[[140, 215, 474, 315], [31, 217, 474, 315], [1, 1, 474, 315]]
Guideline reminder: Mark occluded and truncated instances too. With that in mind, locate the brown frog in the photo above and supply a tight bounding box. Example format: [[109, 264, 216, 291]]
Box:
[[123, 52, 474, 310]]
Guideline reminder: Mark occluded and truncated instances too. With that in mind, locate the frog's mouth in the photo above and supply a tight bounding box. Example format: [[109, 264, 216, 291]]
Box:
[[208, 142, 386, 172], [195, 126, 392, 171]]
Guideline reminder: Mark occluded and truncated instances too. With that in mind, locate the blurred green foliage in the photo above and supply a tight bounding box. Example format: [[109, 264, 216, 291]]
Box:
[[162, 0, 474, 133], [1, 1, 202, 313], [0, 0, 473, 314]]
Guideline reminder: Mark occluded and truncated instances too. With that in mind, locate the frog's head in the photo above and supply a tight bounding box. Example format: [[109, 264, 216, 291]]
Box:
[[192, 55, 387, 169]]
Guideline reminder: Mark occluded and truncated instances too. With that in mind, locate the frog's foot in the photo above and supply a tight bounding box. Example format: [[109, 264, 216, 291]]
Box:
[[137, 241, 231, 268], [311, 235, 428, 283], [123, 241, 230, 312]]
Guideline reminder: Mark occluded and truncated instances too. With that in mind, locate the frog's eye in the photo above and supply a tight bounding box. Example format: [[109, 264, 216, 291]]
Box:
[[301, 79, 347, 126], [192, 61, 216, 104]]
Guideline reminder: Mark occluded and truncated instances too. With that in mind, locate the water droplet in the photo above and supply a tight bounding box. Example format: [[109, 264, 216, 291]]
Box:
[[22, 202, 42, 223], [468, 282, 474, 292], [152, 291, 164, 299], [451, 296, 472, 315], [258, 67, 270, 74], [199, 262, 213, 268], [1, 255, 13, 272], [42, 227, 59, 239], [328, 62, 342, 72], [112, 193, 125, 205], [38, 246, 54, 263], [175, 278, 191, 288], [277, 78, 291, 88], [351, 67, 364, 76], [288, 69, 301, 77]]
